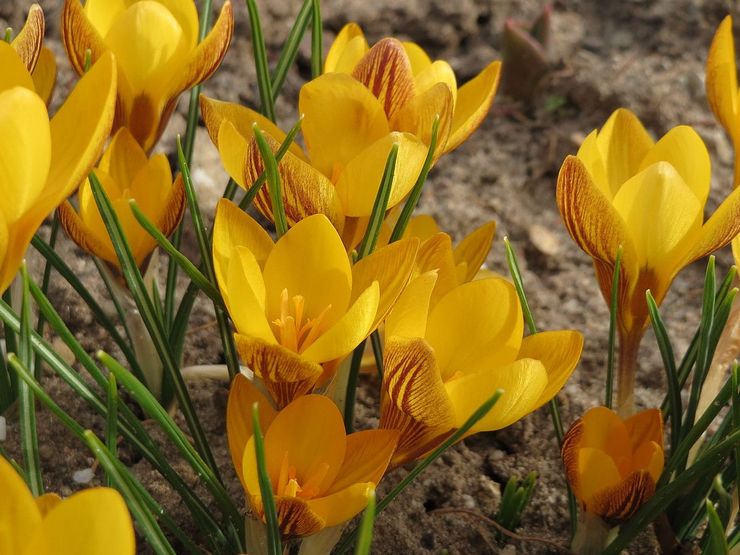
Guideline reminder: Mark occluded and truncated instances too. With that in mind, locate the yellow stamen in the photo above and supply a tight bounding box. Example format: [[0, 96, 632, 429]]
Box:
[[272, 288, 332, 353]]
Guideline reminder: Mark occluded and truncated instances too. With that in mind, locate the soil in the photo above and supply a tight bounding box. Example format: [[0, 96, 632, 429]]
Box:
[[1, 0, 737, 553]]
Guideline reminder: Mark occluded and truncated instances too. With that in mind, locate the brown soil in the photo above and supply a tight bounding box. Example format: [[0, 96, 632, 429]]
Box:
[[2, 0, 737, 553]]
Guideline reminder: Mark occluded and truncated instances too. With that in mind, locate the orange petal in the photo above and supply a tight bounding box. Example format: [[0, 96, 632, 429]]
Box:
[[631, 440, 664, 483], [589, 470, 656, 522], [453, 221, 496, 283], [306, 482, 374, 529], [274, 497, 325, 537], [11, 4, 44, 72], [623, 408, 664, 452], [328, 429, 399, 494], [156, 173, 186, 238], [57, 199, 117, 266], [575, 447, 623, 509], [580, 406, 632, 475], [352, 38, 416, 120], [686, 185, 740, 264], [35, 492, 62, 517], [61, 0, 108, 76]]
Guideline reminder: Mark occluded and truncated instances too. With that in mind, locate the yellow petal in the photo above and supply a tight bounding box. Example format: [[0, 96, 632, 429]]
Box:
[[706, 16, 739, 141], [11, 4, 44, 72], [686, 185, 740, 264], [299, 72, 389, 177], [453, 221, 496, 283], [62, 0, 109, 76], [227, 373, 276, 487], [350, 237, 419, 328], [154, 172, 186, 240], [416, 233, 459, 302], [520, 330, 584, 409], [389, 81, 453, 152], [262, 215, 353, 327], [385, 271, 437, 338], [414, 60, 457, 106], [589, 470, 656, 522], [306, 482, 374, 528], [216, 120, 249, 187], [624, 408, 664, 452], [31, 47, 57, 106], [58, 198, 118, 267], [83, 0, 132, 36], [402, 41, 432, 75], [301, 281, 379, 363], [594, 108, 654, 197], [445, 358, 548, 431], [99, 128, 148, 186], [575, 447, 623, 508], [0, 40, 35, 94], [26, 488, 135, 555], [426, 278, 523, 380], [580, 406, 631, 475], [638, 126, 711, 206], [576, 130, 611, 198], [352, 38, 416, 120], [0, 455, 41, 554], [327, 429, 399, 494], [334, 132, 427, 217], [404, 214, 441, 241], [325, 23, 367, 73], [227, 247, 273, 342], [445, 61, 501, 153], [631, 441, 664, 483], [733, 236, 740, 267], [35, 493, 62, 517]]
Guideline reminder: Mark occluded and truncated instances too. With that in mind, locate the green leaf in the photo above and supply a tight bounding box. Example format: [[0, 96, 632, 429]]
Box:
[[703, 500, 730, 554], [105, 373, 119, 488], [271, 0, 312, 99], [311, 0, 322, 79], [252, 402, 283, 555], [357, 143, 399, 260], [252, 125, 288, 237], [355, 490, 376, 555], [605, 247, 622, 409], [343, 339, 366, 433], [245, 0, 276, 121]]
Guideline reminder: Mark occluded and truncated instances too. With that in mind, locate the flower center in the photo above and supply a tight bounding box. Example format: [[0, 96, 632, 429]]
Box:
[[276, 451, 330, 500], [271, 288, 332, 353]]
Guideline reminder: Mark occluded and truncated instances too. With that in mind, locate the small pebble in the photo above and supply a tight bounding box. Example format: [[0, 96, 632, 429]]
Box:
[[73, 468, 95, 484]]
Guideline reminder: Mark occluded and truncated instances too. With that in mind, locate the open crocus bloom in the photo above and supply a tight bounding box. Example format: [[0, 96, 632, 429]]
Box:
[[213, 200, 418, 407], [10, 4, 57, 105], [379, 274, 583, 466], [557, 108, 740, 411], [561, 407, 664, 523], [706, 15, 740, 267], [62, 0, 233, 152], [226, 376, 399, 538], [0, 455, 135, 554], [323, 22, 501, 155], [58, 127, 185, 274], [0, 43, 116, 295]]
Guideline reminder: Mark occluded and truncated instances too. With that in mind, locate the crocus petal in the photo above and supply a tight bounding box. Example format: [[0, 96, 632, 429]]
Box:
[[155, 172, 186, 239], [226, 373, 276, 487], [521, 330, 584, 409], [445, 358, 548, 431], [624, 408, 664, 451], [100, 127, 148, 187], [402, 41, 432, 74], [0, 456, 41, 554], [26, 488, 135, 555], [453, 221, 496, 283], [733, 236, 740, 267], [35, 493, 62, 517], [227, 247, 273, 342], [234, 334, 323, 409], [576, 130, 611, 198], [706, 16, 739, 141], [327, 429, 399, 494], [301, 281, 380, 363], [62, 0, 109, 76], [325, 22, 367, 73], [385, 271, 437, 338], [352, 38, 416, 120], [334, 132, 427, 217], [389, 81, 453, 152], [11, 4, 44, 72], [306, 482, 374, 528], [631, 441, 664, 483], [426, 278, 523, 379], [404, 214, 441, 241], [350, 237, 419, 328], [414, 60, 457, 106], [589, 470, 656, 522], [299, 72, 389, 178], [575, 447, 623, 508], [57, 199, 118, 266], [445, 61, 501, 153], [579, 407, 632, 474], [0, 40, 35, 93], [685, 185, 740, 264], [415, 233, 459, 302], [32, 47, 57, 106]]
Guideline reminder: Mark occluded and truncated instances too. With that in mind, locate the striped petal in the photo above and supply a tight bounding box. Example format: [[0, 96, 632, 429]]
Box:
[[11, 4, 44, 72], [589, 470, 656, 523]]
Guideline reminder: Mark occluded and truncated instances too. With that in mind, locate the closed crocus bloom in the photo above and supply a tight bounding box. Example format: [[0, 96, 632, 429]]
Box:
[[213, 200, 418, 408], [0, 455, 135, 554], [62, 0, 233, 152], [561, 407, 664, 522], [226, 375, 399, 538], [380, 274, 583, 466], [58, 127, 185, 273], [557, 108, 740, 413], [10, 4, 57, 105], [0, 43, 116, 295], [323, 22, 501, 155]]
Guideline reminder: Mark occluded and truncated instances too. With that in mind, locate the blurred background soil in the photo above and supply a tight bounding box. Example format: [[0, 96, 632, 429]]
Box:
[[2, 0, 739, 553]]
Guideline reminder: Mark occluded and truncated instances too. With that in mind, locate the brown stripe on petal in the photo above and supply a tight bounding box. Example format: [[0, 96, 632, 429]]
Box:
[[590, 470, 655, 524], [234, 334, 323, 408], [352, 38, 416, 120], [57, 201, 113, 264], [61, 0, 107, 76], [157, 174, 186, 238], [561, 417, 584, 498], [276, 497, 325, 538], [11, 4, 44, 72]]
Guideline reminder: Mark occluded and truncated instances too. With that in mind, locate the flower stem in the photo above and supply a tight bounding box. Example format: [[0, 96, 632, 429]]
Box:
[[617, 329, 642, 418]]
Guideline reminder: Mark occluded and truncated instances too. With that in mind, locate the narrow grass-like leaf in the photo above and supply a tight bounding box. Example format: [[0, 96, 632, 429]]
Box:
[[343, 339, 366, 432], [355, 490, 376, 555], [646, 291, 681, 456], [106, 373, 119, 488], [0, 338, 13, 413], [223, 177, 239, 201], [337, 390, 503, 553], [246, 0, 276, 121], [33, 214, 60, 371], [83, 430, 176, 555], [240, 116, 304, 210], [311, 0, 322, 78], [370, 330, 384, 380], [253, 125, 288, 237], [92, 258, 135, 350], [357, 143, 399, 259], [271, 0, 312, 99], [605, 247, 622, 409], [704, 500, 731, 554], [731, 363, 739, 513], [389, 116, 440, 243], [18, 265, 42, 496], [253, 402, 283, 555]]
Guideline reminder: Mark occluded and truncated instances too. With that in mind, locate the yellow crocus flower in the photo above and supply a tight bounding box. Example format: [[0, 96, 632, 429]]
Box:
[[380, 273, 583, 466], [557, 108, 740, 414], [57, 127, 185, 274], [226, 375, 398, 538], [0, 455, 135, 554], [322, 22, 501, 155], [706, 15, 740, 270], [213, 200, 418, 408], [561, 407, 664, 522], [10, 4, 57, 106], [0, 42, 116, 295], [62, 0, 233, 152]]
